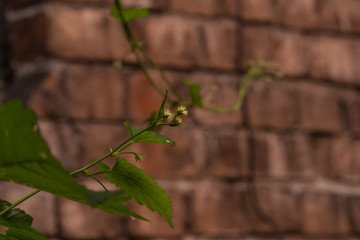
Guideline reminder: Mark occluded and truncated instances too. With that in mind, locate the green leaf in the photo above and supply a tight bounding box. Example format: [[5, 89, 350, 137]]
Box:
[[111, 6, 149, 23], [0, 234, 17, 240], [123, 122, 175, 146], [182, 78, 204, 107], [0, 200, 48, 240], [0, 100, 142, 220], [98, 159, 173, 227]]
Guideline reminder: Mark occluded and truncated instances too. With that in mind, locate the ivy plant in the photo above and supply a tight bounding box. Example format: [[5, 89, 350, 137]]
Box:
[[0, 0, 282, 238], [0, 91, 186, 239]]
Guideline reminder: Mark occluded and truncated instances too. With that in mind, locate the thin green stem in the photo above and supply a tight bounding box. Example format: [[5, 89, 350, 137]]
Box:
[[70, 123, 156, 176], [133, 50, 165, 96], [0, 122, 158, 216], [114, 0, 180, 102], [0, 190, 40, 216], [138, 46, 182, 101], [87, 174, 109, 192]]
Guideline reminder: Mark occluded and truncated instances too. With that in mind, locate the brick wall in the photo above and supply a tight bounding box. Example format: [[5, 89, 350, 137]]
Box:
[[1, 0, 360, 239]]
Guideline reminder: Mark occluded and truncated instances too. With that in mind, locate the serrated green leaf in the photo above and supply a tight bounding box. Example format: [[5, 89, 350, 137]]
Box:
[[111, 6, 149, 23], [123, 122, 175, 146], [0, 234, 17, 240], [98, 159, 173, 227], [0, 100, 143, 220], [182, 78, 204, 107], [4, 227, 48, 240], [0, 200, 48, 240]]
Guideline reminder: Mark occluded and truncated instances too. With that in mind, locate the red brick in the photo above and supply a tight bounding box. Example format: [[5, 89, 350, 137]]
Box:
[[46, 4, 130, 61], [314, 137, 360, 182], [308, 36, 360, 85], [206, 130, 249, 179], [249, 184, 299, 233], [10, 12, 47, 61], [192, 181, 250, 236], [127, 185, 186, 237], [0, 182, 57, 236], [298, 83, 343, 133], [159, 0, 238, 16], [60, 64, 125, 120], [345, 96, 360, 134], [301, 192, 350, 236], [59, 197, 123, 239], [134, 127, 205, 179], [79, 123, 129, 167], [127, 72, 166, 122], [336, 140, 360, 183], [253, 132, 314, 179], [278, 0, 319, 30], [38, 120, 82, 171], [246, 81, 297, 130], [145, 15, 237, 70], [350, 196, 360, 233], [188, 72, 243, 126], [241, 27, 309, 77], [240, 0, 276, 22], [27, 63, 125, 120], [8, 0, 43, 9], [320, 0, 360, 34]]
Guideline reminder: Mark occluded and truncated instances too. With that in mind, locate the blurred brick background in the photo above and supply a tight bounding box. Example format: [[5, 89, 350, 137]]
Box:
[[1, 0, 360, 239]]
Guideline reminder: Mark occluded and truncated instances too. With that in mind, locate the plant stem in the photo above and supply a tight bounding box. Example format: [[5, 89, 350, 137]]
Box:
[[0, 190, 40, 216], [0, 122, 157, 216], [70, 123, 156, 176]]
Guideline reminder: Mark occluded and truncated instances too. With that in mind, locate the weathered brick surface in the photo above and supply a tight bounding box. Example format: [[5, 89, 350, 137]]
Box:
[[10, 12, 47, 61], [240, 0, 360, 33], [145, 15, 237, 70], [298, 83, 343, 133], [155, 0, 238, 16], [192, 181, 250, 236], [47, 4, 130, 61], [308, 37, 360, 85], [240, 0, 276, 22], [314, 137, 360, 182], [249, 184, 299, 233], [22, 63, 125, 120], [245, 81, 297, 130], [277, 0, 320, 30], [350, 196, 360, 233], [301, 192, 350, 236], [252, 132, 314, 179], [3, 0, 360, 239], [206, 130, 249, 179], [242, 27, 360, 85], [241, 27, 308, 77], [320, 0, 360, 33], [345, 96, 360, 134]]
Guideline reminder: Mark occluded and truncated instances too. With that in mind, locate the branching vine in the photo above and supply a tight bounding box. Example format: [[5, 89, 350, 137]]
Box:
[[0, 0, 283, 239]]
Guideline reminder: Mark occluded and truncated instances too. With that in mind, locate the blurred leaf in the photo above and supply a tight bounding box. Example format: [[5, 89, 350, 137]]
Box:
[[98, 159, 173, 227], [111, 6, 149, 23], [0, 200, 48, 240], [0, 100, 142, 220], [182, 78, 204, 107]]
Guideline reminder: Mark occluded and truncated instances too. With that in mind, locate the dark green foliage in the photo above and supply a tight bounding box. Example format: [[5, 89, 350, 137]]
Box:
[[0, 200, 47, 240], [98, 158, 173, 227]]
